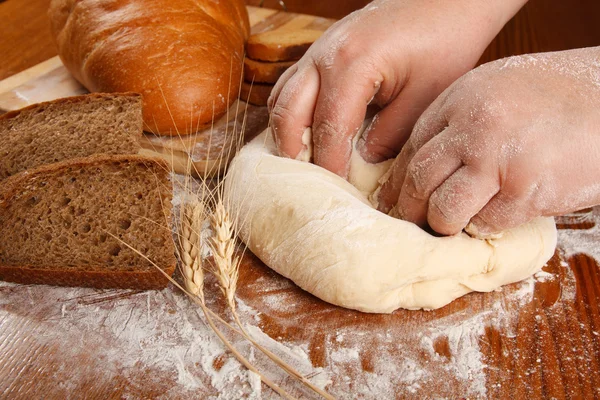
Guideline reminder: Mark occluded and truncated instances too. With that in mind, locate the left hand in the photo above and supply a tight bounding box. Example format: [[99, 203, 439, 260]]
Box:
[[376, 47, 600, 236]]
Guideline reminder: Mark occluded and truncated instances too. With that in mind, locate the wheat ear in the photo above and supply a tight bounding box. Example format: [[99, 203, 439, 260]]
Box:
[[210, 199, 240, 312], [180, 201, 205, 302], [209, 197, 335, 400]]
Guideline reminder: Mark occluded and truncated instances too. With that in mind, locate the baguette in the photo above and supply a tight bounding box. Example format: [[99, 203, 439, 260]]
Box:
[[244, 58, 295, 84], [246, 29, 323, 62], [0, 154, 176, 289], [0, 93, 142, 180], [48, 0, 250, 136]]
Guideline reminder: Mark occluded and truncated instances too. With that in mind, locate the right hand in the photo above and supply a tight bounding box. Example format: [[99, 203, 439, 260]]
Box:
[[268, 0, 527, 177]]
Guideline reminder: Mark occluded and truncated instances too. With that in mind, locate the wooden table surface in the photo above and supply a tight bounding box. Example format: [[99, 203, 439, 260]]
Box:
[[2, 1, 600, 399]]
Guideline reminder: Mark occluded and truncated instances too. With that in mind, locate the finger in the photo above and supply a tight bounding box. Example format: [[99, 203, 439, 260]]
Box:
[[467, 191, 533, 237], [376, 96, 450, 212], [357, 82, 444, 164], [394, 130, 463, 227], [427, 165, 499, 235], [267, 63, 298, 111], [269, 65, 320, 159], [312, 65, 383, 177]]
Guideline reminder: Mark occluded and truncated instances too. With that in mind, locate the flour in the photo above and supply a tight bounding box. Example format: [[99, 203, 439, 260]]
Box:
[[1, 206, 593, 398], [558, 208, 600, 263], [423, 313, 489, 397]]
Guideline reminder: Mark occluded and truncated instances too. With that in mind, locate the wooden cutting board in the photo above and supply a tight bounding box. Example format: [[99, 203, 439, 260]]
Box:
[[0, 6, 335, 176]]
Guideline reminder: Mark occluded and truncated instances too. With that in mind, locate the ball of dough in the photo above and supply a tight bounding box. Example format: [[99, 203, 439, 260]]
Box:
[[224, 129, 557, 312]]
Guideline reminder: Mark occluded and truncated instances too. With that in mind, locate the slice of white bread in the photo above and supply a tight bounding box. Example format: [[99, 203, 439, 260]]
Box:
[[0, 154, 176, 289], [0, 92, 143, 180], [246, 29, 323, 62], [244, 57, 295, 84]]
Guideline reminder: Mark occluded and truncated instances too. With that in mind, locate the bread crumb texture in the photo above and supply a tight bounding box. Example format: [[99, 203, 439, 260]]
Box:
[[0, 155, 175, 288]]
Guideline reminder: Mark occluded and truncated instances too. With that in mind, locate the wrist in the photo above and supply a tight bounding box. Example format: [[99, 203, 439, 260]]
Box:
[[465, 0, 529, 49]]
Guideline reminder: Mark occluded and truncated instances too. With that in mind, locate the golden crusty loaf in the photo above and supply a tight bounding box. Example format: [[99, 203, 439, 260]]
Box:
[[48, 0, 250, 136], [0, 92, 142, 180], [0, 154, 176, 289]]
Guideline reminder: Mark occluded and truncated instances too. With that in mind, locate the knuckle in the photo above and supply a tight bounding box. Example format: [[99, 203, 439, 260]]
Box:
[[476, 195, 520, 233], [428, 202, 462, 235], [270, 103, 295, 131], [314, 36, 364, 71], [312, 119, 341, 146], [428, 192, 457, 225], [403, 161, 429, 200], [466, 102, 507, 128], [332, 43, 361, 66]]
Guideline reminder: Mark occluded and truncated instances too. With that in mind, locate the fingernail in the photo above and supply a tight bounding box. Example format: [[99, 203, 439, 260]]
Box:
[[465, 219, 502, 240]]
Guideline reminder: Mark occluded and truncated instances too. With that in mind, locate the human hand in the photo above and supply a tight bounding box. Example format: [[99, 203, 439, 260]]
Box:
[[377, 47, 600, 236], [268, 0, 526, 177]]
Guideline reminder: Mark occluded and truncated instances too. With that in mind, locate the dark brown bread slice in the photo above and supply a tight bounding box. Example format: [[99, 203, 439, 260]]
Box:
[[243, 58, 295, 84], [0, 92, 143, 180], [240, 81, 274, 106], [246, 29, 323, 62], [0, 154, 176, 289]]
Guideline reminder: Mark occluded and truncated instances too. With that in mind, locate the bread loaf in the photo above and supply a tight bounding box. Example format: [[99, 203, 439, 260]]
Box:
[[0, 154, 176, 289], [246, 29, 323, 62], [244, 58, 295, 84], [0, 92, 142, 180], [48, 0, 250, 136]]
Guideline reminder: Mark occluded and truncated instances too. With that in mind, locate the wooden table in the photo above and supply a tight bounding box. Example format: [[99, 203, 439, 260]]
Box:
[[2, 1, 600, 399]]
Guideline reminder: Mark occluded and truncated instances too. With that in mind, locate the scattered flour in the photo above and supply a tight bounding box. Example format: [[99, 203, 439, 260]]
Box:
[[558, 208, 600, 262], [1, 206, 595, 398]]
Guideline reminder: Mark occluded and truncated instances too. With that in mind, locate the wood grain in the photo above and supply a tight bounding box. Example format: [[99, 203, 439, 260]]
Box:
[[0, 0, 55, 81]]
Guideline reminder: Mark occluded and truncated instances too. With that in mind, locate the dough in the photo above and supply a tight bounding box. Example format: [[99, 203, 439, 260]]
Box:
[[224, 129, 557, 312]]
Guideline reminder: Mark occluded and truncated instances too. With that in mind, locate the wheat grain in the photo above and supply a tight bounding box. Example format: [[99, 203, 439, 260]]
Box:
[[180, 200, 205, 302], [209, 198, 240, 311]]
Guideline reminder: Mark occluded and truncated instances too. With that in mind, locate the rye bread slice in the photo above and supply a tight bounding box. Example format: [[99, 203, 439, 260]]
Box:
[[0, 154, 176, 289], [0, 92, 143, 180]]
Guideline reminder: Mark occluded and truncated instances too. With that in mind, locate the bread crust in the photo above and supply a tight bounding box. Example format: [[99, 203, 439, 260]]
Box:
[[48, 0, 250, 136], [0, 265, 174, 290], [0, 154, 176, 290], [0, 92, 141, 122], [240, 81, 274, 106], [243, 58, 295, 84], [246, 29, 322, 62]]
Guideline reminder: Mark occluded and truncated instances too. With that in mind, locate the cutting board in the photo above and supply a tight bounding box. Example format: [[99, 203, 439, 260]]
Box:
[[0, 6, 335, 176]]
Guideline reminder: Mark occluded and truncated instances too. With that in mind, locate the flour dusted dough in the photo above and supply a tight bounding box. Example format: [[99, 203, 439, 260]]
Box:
[[224, 129, 557, 312]]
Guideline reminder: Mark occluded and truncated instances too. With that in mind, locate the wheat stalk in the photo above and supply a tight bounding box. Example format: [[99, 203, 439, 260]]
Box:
[[209, 196, 335, 400], [110, 230, 296, 400]]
